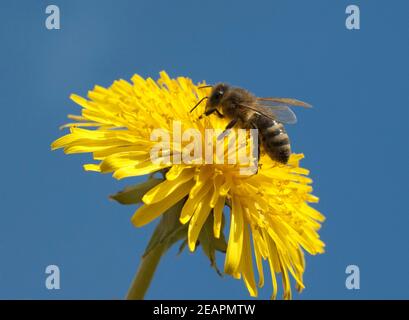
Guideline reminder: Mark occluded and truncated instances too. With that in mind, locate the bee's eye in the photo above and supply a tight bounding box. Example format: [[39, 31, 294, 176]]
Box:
[[214, 90, 223, 99]]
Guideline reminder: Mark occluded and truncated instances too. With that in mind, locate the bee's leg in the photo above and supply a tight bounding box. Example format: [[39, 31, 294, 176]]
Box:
[[198, 108, 224, 120], [217, 118, 238, 141], [198, 108, 214, 120], [215, 109, 224, 118], [251, 125, 261, 174]]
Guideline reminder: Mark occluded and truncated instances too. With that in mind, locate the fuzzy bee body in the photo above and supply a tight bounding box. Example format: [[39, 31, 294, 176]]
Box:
[[251, 113, 291, 164]]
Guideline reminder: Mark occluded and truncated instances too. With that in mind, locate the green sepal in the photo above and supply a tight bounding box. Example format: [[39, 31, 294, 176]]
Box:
[[110, 178, 163, 205], [197, 211, 227, 276], [143, 199, 187, 257]]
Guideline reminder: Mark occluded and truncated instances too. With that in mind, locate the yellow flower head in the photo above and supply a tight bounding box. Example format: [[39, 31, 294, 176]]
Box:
[[52, 71, 325, 299]]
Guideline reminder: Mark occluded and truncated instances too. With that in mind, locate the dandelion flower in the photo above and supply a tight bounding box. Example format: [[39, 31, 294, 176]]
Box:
[[51, 71, 325, 299]]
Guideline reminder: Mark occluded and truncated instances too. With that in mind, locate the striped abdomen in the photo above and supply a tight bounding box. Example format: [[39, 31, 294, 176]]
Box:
[[253, 114, 291, 164]]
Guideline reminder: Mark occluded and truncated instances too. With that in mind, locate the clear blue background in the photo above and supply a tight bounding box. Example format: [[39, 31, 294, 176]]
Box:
[[0, 0, 408, 299]]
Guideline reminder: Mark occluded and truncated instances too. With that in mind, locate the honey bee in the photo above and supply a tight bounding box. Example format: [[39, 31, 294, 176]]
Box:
[[190, 83, 311, 164]]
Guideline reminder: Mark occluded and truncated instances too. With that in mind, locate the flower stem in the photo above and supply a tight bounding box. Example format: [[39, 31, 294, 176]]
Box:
[[126, 243, 166, 300]]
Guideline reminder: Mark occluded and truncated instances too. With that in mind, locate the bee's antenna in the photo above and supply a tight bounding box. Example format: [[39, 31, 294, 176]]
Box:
[[190, 96, 208, 113], [198, 85, 213, 89]]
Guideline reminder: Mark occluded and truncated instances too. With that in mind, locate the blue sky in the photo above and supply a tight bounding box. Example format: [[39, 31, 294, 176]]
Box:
[[0, 0, 408, 299]]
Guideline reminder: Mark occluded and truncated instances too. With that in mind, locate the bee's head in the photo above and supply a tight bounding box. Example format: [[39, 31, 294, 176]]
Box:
[[189, 83, 230, 115], [207, 83, 229, 108]]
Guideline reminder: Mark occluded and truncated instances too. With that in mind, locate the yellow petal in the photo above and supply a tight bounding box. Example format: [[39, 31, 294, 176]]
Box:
[[83, 164, 100, 172], [142, 169, 194, 204], [190, 166, 213, 199], [210, 174, 223, 208], [166, 165, 192, 181], [113, 161, 170, 179], [240, 225, 258, 297], [224, 195, 244, 275], [179, 179, 212, 224], [252, 228, 265, 288], [280, 259, 292, 300], [265, 234, 279, 300], [100, 151, 150, 172], [213, 195, 225, 239], [131, 180, 194, 227], [187, 189, 213, 251], [219, 175, 232, 196]]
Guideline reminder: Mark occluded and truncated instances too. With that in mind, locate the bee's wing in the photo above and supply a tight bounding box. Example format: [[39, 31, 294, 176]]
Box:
[[256, 97, 312, 108], [251, 97, 312, 124], [263, 105, 297, 124], [238, 103, 298, 124]]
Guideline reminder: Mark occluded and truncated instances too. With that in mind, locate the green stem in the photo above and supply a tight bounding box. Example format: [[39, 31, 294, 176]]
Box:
[[126, 243, 166, 300]]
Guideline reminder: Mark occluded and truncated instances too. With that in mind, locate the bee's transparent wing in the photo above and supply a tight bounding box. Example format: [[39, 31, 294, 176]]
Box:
[[259, 105, 297, 124], [238, 103, 298, 124], [253, 97, 311, 124], [256, 97, 312, 108]]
